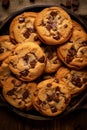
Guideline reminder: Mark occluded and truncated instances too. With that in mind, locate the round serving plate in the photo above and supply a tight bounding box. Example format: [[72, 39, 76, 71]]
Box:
[[0, 4, 87, 120]]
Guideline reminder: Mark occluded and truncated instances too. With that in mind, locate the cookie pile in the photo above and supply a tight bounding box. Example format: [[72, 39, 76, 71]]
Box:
[[0, 6, 87, 117]]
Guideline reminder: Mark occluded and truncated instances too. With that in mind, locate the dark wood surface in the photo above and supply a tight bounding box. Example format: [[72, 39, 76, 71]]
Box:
[[0, 0, 87, 130]]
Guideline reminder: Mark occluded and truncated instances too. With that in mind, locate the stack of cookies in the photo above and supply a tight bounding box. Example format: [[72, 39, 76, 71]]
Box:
[[0, 6, 87, 117]]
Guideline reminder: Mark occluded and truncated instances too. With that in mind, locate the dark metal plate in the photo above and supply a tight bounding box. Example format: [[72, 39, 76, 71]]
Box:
[[0, 4, 87, 120]]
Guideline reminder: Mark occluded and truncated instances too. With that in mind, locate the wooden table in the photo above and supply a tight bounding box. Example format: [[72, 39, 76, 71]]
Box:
[[0, 0, 87, 130]]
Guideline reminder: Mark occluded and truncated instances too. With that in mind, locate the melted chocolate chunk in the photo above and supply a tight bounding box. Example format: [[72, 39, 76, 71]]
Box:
[[50, 106, 57, 113], [40, 20, 46, 26], [53, 32, 60, 40], [71, 74, 82, 87], [23, 29, 30, 39], [23, 28, 35, 39], [11, 38, 17, 45], [64, 24, 68, 28], [11, 79, 16, 85], [47, 83, 52, 87], [30, 60, 37, 68], [20, 69, 29, 77], [82, 41, 87, 46], [50, 11, 58, 17], [23, 90, 29, 99], [18, 101, 22, 105], [66, 46, 77, 63], [0, 47, 4, 54], [18, 17, 25, 23], [53, 93, 59, 102], [37, 99, 42, 105], [46, 24, 52, 31], [38, 56, 45, 63], [47, 94, 53, 102], [34, 36, 39, 41], [7, 88, 16, 96], [27, 27, 35, 33], [23, 54, 29, 63]]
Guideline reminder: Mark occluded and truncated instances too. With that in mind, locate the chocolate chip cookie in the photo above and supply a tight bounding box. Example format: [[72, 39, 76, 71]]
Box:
[[35, 7, 73, 45], [56, 67, 87, 97], [42, 45, 62, 73], [33, 78, 71, 116], [2, 76, 37, 110], [57, 20, 87, 69], [8, 42, 46, 81], [10, 12, 41, 44], [0, 35, 15, 61]]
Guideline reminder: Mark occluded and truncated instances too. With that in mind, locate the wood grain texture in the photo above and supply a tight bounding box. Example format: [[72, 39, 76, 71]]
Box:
[[0, 0, 87, 129]]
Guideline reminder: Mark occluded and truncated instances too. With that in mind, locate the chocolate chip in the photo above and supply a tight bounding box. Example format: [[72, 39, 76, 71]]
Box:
[[34, 36, 39, 41], [53, 93, 59, 102], [23, 29, 30, 39], [47, 94, 53, 102], [11, 38, 17, 45], [23, 54, 29, 63], [11, 79, 16, 85], [38, 56, 45, 63], [53, 32, 60, 40], [23, 90, 29, 99], [7, 88, 16, 96], [30, 60, 37, 68], [18, 101, 22, 105], [50, 106, 57, 113], [0, 47, 4, 54], [47, 83, 52, 87], [27, 27, 35, 33], [18, 17, 25, 23], [50, 11, 58, 17], [54, 78, 59, 83], [71, 74, 82, 87], [66, 46, 77, 63], [82, 41, 87, 46], [64, 24, 68, 28], [46, 24, 52, 31], [20, 69, 29, 77], [37, 99, 42, 105], [40, 20, 46, 26]]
